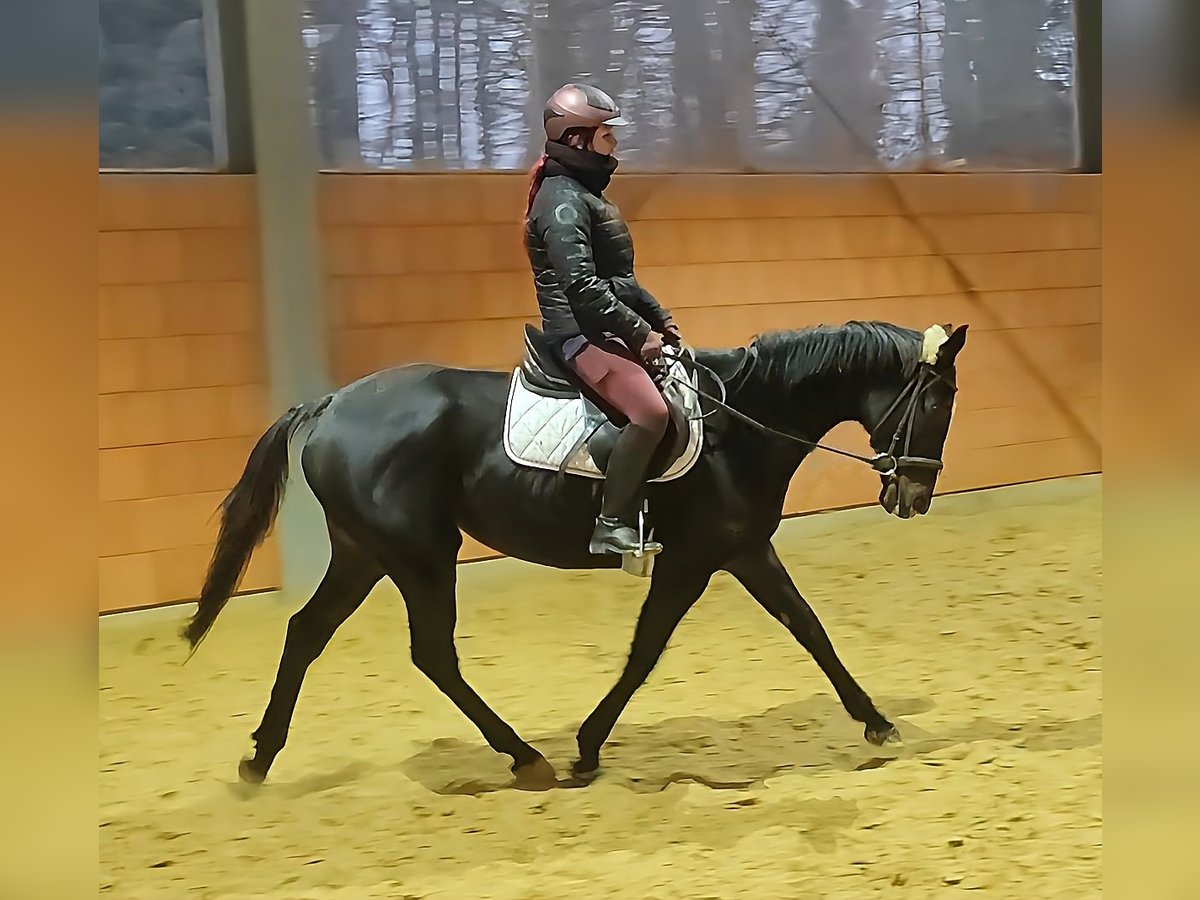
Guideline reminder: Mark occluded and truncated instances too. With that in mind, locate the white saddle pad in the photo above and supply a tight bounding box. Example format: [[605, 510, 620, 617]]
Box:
[[503, 357, 704, 482]]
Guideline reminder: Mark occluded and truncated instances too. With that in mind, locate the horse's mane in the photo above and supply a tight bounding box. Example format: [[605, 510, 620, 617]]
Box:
[[746, 321, 923, 387]]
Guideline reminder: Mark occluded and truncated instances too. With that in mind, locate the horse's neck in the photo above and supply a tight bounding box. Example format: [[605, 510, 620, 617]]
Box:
[[715, 354, 877, 484], [718, 363, 869, 446], [699, 329, 921, 498], [794, 379, 872, 440]]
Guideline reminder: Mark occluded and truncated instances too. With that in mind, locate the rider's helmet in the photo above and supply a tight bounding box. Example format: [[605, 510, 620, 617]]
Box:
[[543, 83, 629, 142]]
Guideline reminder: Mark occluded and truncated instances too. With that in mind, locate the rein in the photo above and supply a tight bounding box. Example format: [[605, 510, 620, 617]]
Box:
[[661, 349, 947, 478]]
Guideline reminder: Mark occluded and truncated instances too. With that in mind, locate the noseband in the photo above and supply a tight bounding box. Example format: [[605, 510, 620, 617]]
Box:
[[665, 350, 952, 478]]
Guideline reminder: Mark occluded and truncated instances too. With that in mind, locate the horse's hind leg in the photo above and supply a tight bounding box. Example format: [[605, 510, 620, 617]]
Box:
[[239, 534, 382, 784], [386, 547, 555, 790]]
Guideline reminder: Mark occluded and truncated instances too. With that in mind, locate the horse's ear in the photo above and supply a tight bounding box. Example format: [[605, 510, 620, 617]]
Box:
[[935, 324, 969, 368]]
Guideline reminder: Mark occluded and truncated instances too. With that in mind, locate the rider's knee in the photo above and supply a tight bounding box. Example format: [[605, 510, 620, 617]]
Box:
[[634, 395, 670, 438]]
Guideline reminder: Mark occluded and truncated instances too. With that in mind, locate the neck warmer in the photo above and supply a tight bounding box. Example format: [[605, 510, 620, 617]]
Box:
[[542, 139, 618, 195]]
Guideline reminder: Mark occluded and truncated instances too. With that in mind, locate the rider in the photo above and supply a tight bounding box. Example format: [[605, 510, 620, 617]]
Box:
[[524, 83, 684, 557]]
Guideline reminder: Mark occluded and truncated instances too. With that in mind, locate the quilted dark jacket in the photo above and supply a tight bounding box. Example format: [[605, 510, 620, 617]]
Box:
[[525, 173, 673, 351]]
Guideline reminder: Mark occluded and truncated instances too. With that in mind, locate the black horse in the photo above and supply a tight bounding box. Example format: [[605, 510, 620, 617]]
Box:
[[183, 320, 967, 789]]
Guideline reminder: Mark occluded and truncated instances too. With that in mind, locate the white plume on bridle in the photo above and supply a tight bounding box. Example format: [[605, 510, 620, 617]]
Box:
[[920, 324, 949, 365]]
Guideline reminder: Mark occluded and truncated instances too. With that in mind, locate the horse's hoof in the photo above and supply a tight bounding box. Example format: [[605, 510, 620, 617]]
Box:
[[865, 723, 901, 747], [238, 757, 267, 785], [570, 759, 601, 784], [512, 756, 557, 792]]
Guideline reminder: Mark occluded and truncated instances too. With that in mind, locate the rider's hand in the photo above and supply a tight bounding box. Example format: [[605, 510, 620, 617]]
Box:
[[662, 323, 684, 347], [640, 330, 665, 363]]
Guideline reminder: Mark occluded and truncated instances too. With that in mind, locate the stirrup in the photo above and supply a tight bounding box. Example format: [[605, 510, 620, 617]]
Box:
[[621, 503, 662, 579], [589, 516, 652, 556]]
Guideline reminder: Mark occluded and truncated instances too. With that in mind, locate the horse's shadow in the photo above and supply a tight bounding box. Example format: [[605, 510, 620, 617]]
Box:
[[397, 694, 1102, 797], [196, 695, 1099, 880]]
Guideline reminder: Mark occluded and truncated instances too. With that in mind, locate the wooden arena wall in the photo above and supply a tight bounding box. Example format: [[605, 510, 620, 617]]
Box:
[[99, 176, 280, 612], [98, 172, 1100, 610]]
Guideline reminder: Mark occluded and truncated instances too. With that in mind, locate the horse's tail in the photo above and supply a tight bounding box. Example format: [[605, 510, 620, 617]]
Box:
[[181, 398, 328, 653]]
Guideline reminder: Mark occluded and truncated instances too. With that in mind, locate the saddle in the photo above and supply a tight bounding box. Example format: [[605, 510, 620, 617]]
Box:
[[504, 325, 704, 483]]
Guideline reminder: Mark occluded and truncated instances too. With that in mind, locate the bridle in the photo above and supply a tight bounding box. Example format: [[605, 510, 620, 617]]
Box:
[[662, 348, 953, 479], [866, 363, 952, 479]]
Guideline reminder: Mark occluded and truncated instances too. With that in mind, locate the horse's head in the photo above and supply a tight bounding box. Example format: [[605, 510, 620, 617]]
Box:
[[866, 323, 968, 519]]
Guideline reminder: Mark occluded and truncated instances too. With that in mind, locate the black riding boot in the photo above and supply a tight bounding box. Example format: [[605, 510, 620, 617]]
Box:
[[589, 423, 663, 556]]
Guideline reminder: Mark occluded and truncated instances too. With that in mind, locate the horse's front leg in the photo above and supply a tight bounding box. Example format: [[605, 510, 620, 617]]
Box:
[[572, 559, 714, 780], [726, 543, 899, 746]]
